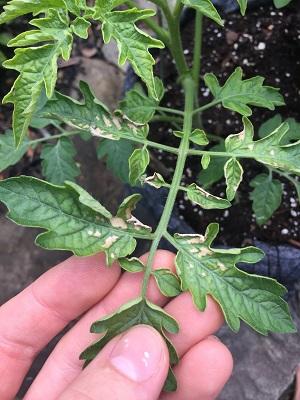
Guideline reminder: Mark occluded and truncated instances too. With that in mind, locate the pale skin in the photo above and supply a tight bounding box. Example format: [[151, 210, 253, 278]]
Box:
[[0, 250, 233, 400]]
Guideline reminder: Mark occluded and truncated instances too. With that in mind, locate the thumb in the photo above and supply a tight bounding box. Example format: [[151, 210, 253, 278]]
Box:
[[59, 325, 170, 400]]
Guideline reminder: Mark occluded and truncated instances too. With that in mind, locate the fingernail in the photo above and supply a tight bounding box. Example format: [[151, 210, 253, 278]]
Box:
[[109, 325, 164, 382]]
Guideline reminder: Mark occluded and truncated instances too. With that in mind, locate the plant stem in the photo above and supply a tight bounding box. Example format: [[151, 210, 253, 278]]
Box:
[[192, 11, 203, 128], [151, 115, 183, 124], [155, 106, 184, 116], [193, 99, 221, 115], [29, 130, 82, 145], [141, 76, 195, 298]]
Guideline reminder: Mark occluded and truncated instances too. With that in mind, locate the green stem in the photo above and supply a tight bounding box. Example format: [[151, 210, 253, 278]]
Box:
[[29, 130, 82, 145], [151, 115, 183, 124], [155, 106, 184, 116], [193, 99, 221, 115], [192, 11, 203, 128], [141, 76, 195, 298]]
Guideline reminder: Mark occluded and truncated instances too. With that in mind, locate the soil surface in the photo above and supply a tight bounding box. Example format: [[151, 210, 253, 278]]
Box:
[[151, 1, 300, 247]]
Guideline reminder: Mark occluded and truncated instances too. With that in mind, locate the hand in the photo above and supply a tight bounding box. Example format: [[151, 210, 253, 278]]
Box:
[[0, 250, 233, 400]]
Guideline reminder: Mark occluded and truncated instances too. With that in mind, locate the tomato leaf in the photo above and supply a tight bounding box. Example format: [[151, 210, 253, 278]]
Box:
[[250, 173, 283, 225], [204, 67, 284, 116], [41, 138, 80, 185], [173, 223, 296, 334], [0, 176, 151, 264]]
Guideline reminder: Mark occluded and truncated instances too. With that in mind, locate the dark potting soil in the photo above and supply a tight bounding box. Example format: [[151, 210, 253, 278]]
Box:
[[150, 2, 300, 248]]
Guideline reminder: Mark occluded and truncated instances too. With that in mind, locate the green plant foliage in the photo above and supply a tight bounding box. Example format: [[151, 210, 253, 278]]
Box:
[[41, 81, 148, 141], [174, 223, 295, 334], [119, 78, 164, 124], [41, 138, 80, 185], [97, 139, 134, 183], [0, 176, 151, 264], [226, 118, 300, 175], [198, 142, 228, 187], [273, 0, 292, 7], [186, 183, 231, 209], [94, 4, 164, 99], [224, 158, 243, 201], [250, 173, 283, 225], [259, 114, 300, 144], [0, 0, 298, 394], [204, 67, 284, 116], [129, 146, 150, 185], [153, 269, 181, 297], [2, 8, 76, 146], [181, 0, 223, 26], [119, 257, 144, 273], [80, 297, 179, 391], [0, 131, 31, 172]]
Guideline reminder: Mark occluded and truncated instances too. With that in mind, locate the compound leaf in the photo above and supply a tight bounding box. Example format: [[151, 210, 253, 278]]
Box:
[[129, 147, 150, 185], [94, 6, 164, 99], [224, 158, 243, 201], [0, 131, 31, 172], [41, 137, 80, 185], [181, 0, 223, 26], [250, 173, 283, 225], [204, 67, 284, 116], [80, 298, 179, 391], [0, 176, 151, 264], [186, 183, 231, 209], [226, 117, 300, 175], [173, 223, 295, 334]]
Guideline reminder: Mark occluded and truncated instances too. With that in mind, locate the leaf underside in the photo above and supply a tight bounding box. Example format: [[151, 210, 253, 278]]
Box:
[[80, 298, 179, 391], [174, 223, 295, 334]]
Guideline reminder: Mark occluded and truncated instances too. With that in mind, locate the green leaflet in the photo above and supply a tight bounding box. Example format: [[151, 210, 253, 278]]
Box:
[[175, 129, 209, 146], [119, 257, 144, 272], [226, 118, 300, 176], [97, 139, 134, 184], [259, 115, 300, 145], [0, 176, 151, 264], [145, 172, 167, 189], [181, 0, 223, 26], [250, 173, 283, 225], [0, 131, 31, 172], [3, 9, 73, 146], [0, 0, 65, 24], [70, 17, 91, 39], [153, 269, 181, 297], [198, 142, 228, 188], [224, 158, 243, 201], [273, 0, 292, 7], [80, 298, 179, 391], [204, 67, 284, 116], [129, 147, 150, 186], [41, 81, 148, 142], [41, 138, 80, 185], [94, 6, 164, 99], [186, 183, 231, 209], [119, 79, 164, 124], [236, 0, 247, 15], [173, 223, 295, 334], [201, 154, 211, 169]]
